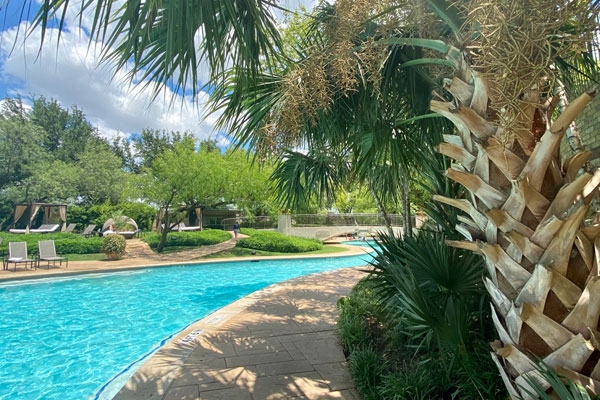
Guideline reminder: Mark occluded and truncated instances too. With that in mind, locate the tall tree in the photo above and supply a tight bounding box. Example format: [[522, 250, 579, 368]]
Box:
[[0, 98, 47, 191], [130, 129, 195, 171], [30, 96, 100, 162]]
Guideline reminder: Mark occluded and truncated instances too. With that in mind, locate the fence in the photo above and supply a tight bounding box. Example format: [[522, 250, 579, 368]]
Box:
[[221, 216, 276, 231], [291, 213, 403, 227], [221, 213, 404, 231]]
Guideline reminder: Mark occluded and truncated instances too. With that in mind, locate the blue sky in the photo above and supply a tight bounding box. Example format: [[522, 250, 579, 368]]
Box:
[[0, 0, 313, 144]]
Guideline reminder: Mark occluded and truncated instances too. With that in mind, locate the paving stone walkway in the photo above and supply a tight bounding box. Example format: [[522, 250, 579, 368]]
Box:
[[114, 267, 366, 400], [124, 238, 240, 262]]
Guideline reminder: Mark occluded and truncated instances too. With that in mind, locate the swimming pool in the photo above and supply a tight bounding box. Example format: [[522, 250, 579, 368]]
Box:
[[0, 251, 373, 400]]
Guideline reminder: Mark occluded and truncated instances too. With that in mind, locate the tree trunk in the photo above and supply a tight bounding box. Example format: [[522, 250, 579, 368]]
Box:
[[400, 175, 413, 238], [435, 45, 600, 398], [156, 214, 171, 253], [157, 193, 177, 253], [370, 184, 395, 237]]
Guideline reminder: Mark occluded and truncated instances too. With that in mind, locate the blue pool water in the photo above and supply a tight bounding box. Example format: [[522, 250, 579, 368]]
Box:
[[0, 251, 374, 400]]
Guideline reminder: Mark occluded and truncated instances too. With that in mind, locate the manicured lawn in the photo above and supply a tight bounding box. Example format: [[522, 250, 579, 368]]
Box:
[[201, 244, 350, 259], [64, 253, 107, 262]]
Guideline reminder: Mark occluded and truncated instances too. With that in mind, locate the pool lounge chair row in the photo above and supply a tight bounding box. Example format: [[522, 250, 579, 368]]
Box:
[[9, 224, 61, 234], [7, 223, 97, 236], [2, 240, 68, 271]]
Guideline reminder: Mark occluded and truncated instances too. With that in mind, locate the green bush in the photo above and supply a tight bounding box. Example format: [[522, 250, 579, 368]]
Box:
[[67, 202, 156, 232], [236, 229, 322, 253], [53, 238, 103, 254], [379, 363, 446, 400], [100, 234, 126, 254], [337, 279, 384, 353], [347, 348, 385, 400], [142, 229, 231, 249], [0, 232, 102, 255], [337, 230, 507, 399]]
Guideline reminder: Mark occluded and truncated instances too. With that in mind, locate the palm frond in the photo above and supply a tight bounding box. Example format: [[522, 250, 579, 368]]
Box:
[[368, 230, 487, 359], [520, 361, 594, 400], [19, 0, 283, 98], [271, 149, 350, 210]]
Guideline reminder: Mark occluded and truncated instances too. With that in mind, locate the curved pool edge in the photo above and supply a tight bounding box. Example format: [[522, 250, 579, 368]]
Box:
[[109, 266, 368, 400], [0, 243, 373, 284]]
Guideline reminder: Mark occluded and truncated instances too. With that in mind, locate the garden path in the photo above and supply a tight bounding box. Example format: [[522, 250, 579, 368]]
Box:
[[124, 237, 240, 261]]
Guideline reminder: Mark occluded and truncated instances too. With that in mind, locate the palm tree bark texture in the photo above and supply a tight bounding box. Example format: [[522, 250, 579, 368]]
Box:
[[434, 43, 600, 398]]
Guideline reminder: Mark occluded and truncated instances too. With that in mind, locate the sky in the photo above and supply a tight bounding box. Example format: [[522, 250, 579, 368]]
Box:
[[0, 0, 314, 145]]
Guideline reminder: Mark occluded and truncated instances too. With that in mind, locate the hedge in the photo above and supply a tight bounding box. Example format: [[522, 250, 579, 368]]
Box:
[[0, 232, 103, 255], [236, 229, 323, 253], [142, 229, 231, 249]]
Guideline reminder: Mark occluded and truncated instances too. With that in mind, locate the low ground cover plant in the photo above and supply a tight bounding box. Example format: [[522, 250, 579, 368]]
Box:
[[141, 229, 231, 249], [235, 229, 323, 253]]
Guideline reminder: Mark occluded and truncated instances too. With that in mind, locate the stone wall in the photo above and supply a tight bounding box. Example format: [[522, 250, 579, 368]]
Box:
[[576, 93, 600, 166]]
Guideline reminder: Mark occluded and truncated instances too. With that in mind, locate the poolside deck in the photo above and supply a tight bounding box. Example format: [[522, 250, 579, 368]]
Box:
[[115, 267, 365, 400], [0, 237, 370, 399]]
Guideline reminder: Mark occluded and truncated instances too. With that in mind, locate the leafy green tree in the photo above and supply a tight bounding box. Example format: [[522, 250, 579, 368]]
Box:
[[224, 149, 278, 218], [0, 98, 47, 190], [130, 129, 195, 171], [76, 141, 129, 205], [110, 135, 137, 172], [30, 96, 101, 163], [139, 139, 208, 251]]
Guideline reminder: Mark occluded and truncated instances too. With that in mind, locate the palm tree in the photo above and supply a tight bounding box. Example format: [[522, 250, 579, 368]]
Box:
[[16, 0, 600, 397], [210, 4, 451, 235], [299, 1, 600, 398], [214, 2, 600, 397]]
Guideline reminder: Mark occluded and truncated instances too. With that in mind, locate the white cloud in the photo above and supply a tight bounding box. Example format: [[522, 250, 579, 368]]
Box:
[[0, 17, 218, 142], [0, 0, 318, 144]]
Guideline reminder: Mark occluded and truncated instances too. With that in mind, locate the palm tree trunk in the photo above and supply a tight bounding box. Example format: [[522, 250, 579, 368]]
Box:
[[400, 175, 413, 238], [369, 184, 396, 237], [435, 44, 600, 398]]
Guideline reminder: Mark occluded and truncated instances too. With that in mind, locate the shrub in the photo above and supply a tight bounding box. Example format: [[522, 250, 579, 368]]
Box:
[[0, 232, 103, 255], [236, 230, 322, 253], [338, 230, 507, 399], [101, 234, 126, 256], [67, 202, 156, 231], [379, 363, 445, 400], [347, 348, 385, 400], [54, 238, 103, 254], [337, 279, 384, 353], [142, 229, 231, 249]]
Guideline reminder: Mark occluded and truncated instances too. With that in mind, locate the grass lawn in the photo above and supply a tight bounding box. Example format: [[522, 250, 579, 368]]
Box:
[[64, 253, 107, 262], [63, 244, 353, 262], [201, 244, 350, 259]]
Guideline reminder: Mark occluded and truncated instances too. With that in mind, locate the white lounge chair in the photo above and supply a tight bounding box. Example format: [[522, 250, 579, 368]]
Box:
[[63, 223, 77, 233], [178, 223, 201, 231], [10, 224, 61, 234], [37, 240, 68, 269], [4, 242, 36, 271], [79, 224, 97, 237], [30, 224, 60, 233]]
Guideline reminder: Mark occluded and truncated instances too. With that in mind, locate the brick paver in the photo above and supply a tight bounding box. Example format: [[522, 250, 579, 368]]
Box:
[[114, 268, 365, 400]]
